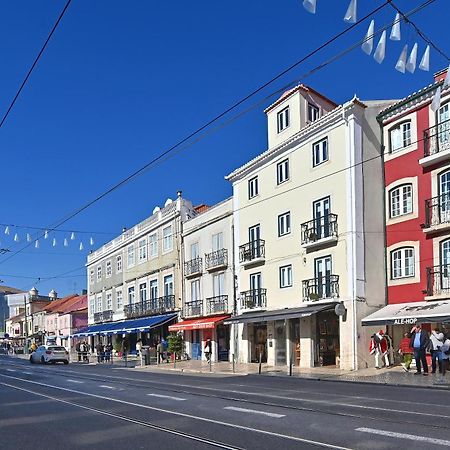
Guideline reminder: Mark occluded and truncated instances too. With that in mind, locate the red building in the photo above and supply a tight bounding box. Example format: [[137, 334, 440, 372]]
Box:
[[363, 69, 450, 341]]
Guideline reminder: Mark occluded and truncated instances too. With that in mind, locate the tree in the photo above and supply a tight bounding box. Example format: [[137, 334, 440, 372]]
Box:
[[167, 333, 183, 359]]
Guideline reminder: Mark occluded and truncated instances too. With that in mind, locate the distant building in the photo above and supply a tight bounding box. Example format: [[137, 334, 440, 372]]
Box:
[[0, 285, 23, 332]]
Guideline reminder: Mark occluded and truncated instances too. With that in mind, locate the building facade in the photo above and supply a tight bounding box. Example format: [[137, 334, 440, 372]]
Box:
[[226, 84, 393, 370]]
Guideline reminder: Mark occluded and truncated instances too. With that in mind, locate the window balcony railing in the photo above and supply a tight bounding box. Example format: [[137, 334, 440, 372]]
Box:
[[184, 257, 203, 278], [302, 275, 339, 302], [93, 310, 114, 323], [240, 289, 267, 310], [239, 240, 265, 265], [205, 249, 228, 271], [301, 214, 338, 247], [424, 193, 450, 229], [423, 118, 450, 158], [124, 295, 176, 319], [206, 295, 229, 315], [426, 264, 450, 297], [183, 300, 203, 317]]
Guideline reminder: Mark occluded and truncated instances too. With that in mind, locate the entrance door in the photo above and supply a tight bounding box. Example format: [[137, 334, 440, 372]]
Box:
[[313, 197, 331, 239], [249, 224, 261, 258], [439, 103, 450, 150], [441, 239, 450, 292], [252, 322, 267, 363], [192, 330, 201, 360], [217, 324, 230, 361], [316, 311, 340, 366], [315, 256, 332, 299], [275, 320, 287, 366]]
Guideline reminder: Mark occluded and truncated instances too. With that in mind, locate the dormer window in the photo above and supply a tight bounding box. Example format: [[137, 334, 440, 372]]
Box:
[[308, 103, 320, 123], [389, 121, 412, 152], [277, 107, 290, 133]]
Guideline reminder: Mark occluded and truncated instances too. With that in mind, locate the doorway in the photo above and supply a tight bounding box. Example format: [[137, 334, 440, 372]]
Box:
[[192, 329, 201, 360], [275, 320, 286, 366], [217, 324, 230, 361], [251, 322, 267, 363]]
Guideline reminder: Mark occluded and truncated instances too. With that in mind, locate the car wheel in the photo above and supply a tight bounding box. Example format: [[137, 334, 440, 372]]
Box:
[[41, 356, 46, 365]]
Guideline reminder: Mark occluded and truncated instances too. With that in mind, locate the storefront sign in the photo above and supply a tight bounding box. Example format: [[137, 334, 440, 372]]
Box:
[[393, 318, 417, 325]]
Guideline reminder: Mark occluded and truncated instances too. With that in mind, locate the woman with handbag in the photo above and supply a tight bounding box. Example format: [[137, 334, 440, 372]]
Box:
[[436, 335, 450, 384]]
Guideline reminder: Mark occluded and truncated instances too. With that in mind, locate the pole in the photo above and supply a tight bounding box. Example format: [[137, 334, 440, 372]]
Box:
[[23, 295, 28, 355], [258, 352, 262, 374], [232, 354, 235, 373], [289, 350, 293, 377], [209, 355, 212, 372]]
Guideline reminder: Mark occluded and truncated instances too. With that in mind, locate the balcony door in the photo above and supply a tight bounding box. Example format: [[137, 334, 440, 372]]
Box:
[[441, 240, 450, 291], [313, 197, 330, 239], [314, 256, 332, 298], [212, 232, 223, 252], [149, 280, 158, 308], [250, 272, 262, 307], [249, 224, 261, 258], [440, 170, 450, 223], [164, 275, 173, 297], [438, 103, 450, 148]]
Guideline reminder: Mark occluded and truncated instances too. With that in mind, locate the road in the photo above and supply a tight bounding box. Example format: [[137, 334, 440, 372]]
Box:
[[0, 356, 450, 449]]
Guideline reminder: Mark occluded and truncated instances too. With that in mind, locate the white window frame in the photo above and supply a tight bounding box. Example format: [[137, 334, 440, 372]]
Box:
[[139, 282, 147, 302], [278, 211, 291, 237], [96, 266, 102, 282], [138, 238, 147, 263], [89, 269, 95, 284], [149, 232, 158, 258], [277, 106, 290, 133], [89, 297, 95, 316], [116, 290, 123, 310], [389, 121, 412, 152], [313, 138, 329, 167], [212, 232, 223, 251], [389, 184, 413, 218], [106, 260, 112, 278], [190, 279, 201, 301], [96, 295, 102, 313], [248, 176, 259, 199], [277, 159, 290, 185], [128, 286, 135, 304], [308, 103, 320, 123], [163, 225, 173, 253], [127, 245, 135, 268], [279, 265, 293, 288], [116, 255, 122, 273], [391, 247, 415, 279], [106, 292, 112, 310]]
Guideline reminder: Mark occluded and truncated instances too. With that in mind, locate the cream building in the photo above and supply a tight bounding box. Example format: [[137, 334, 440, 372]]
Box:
[[226, 84, 393, 370]]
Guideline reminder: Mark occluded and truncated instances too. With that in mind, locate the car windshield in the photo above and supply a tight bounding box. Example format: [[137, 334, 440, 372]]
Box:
[[48, 346, 66, 351]]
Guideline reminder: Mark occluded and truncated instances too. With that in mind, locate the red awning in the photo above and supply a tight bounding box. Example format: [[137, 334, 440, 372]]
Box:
[[168, 315, 230, 332]]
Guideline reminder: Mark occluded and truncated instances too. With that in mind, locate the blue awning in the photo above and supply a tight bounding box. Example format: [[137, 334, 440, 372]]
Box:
[[72, 313, 177, 337]]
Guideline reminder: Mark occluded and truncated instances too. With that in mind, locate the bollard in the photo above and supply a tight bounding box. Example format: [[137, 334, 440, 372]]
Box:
[[124, 352, 127, 368], [258, 352, 262, 374], [289, 355, 293, 377], [232, 354, 235, 374], [174, 353, 176, 369], [209, 356, 212, 372]]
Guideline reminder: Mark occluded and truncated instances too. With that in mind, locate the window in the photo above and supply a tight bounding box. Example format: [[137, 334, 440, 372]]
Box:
[[96, 295, 102, 313], [391, 247, 415, 279], [191, 242, 199, 259], [127, 245, 135, 267], [139, 282, 147, 302], [389, 184, 413, 218], [277, 159, 290, 185], [277, 107, 290, 133], [191, 279, 201, 301], [89, 269, 94, 284], [106, 260, 112, 278], [149, 233, 158, 257], [89, 297, 95, 316], [128, 286, 135, 304], [106, 292, 112, 310], [278, 212, 291, 237], [248, 176, 259, 199], [149, 280, 158, 299], [213, 273, 225, 296], [164, 275, 174, 296], [280, 265, 293, 288], [96, 266, 102, 281], [212, 232, 223, 251], [138, 238, 147, 262], [313, 138, 329, 167], [163, 226, 173, 252], [116, 290, 123, 310], [389, 121, 412, 152], [308, 103, 320, 123], [116, 255, 122, 273]]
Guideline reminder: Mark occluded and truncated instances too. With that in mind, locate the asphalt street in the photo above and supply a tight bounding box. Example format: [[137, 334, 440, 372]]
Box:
[[1, 356, 450, 449]]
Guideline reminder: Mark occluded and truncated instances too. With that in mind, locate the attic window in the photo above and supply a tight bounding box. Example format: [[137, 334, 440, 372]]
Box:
[[308, 103, 319, 123], [277, 107, 290, 133]]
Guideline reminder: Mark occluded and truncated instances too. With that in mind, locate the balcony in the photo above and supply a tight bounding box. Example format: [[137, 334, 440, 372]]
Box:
[[183, 300, 203, 318], [423, 194, 450, 233], [240, 289, 267, 310], [206, 295, 229, 315], [426, 264, 450, 299], [93, 310, 114, 323], [301, 214, 338, 250], [239, 240, 265, 268], [420, 119, 450, 167], [124, 295, 176, 319], [205, 249, 228, 271], [184, 257, 203, 278], [302, 275, 339, 302]]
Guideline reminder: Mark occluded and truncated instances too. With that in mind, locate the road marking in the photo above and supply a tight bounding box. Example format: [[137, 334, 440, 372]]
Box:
[[147, 393, 186, 401], [0, 373, 351, 450], [99, 385, 116, 390], [23, 372, 33, 375], [67, 379, 83, 384], [356, 427, 450, 447], [224, 406, 285, 418], [6, 369, 16, 372]]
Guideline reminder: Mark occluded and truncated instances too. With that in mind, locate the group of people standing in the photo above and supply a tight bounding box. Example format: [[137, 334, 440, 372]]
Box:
[[95, 342, 113, 363], [75, 341, 91, 362]]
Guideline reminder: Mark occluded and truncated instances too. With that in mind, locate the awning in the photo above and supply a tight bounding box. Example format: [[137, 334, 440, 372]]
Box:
[[72, 313, 177, 337], [362, 300, 450, 326], [224, 303, 337, 325], [168, 315, 230, 332]]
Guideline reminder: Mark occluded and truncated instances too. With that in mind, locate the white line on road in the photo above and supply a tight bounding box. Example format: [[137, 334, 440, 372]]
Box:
[[23, 372, 33, 375], [224, 406, 285, 418], [356, 427, 450, 447], [147, 393, 186, 401], [5, 369, 16, 372], [99, 385, 116, 390], [67, 379, 84, 384]]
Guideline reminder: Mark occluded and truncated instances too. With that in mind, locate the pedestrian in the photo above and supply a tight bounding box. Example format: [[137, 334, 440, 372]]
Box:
[[369, 331, 390, 369], [30, 342, 37, 353], [430, 328, 444, 374], [410, 323, 430, 376], [104, 343, 112, 363], [156, 340, 163, 364], [81, 341, 89, 362], [136, 339, 142, 357], [204, 338, 212, 363], [76, 341, 81, 362], [95, 342, 104, 363], [398, 332, 413, 372], [437, 335, 450, 384]]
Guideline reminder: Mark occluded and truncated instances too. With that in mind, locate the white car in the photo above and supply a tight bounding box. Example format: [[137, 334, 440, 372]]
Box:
[[30, 345, 69, 365]]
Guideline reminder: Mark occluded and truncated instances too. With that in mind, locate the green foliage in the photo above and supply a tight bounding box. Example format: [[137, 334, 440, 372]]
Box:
[[167, 333, 184, 356]]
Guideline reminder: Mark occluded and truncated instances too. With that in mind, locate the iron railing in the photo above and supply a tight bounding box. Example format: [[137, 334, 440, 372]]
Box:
[[301, 213, 338, 245], [93, 310, 114, 323], [205, 249, 228, 270], [424, 117, 450, 157], [240, 289, 267, 309], [183, 300, 203, 317], [124, 295, 176, 318], [239, 240, 265, 263], [424, 193, 450, 228], [426, 264, 450, 296], [206, 295, 228, 315], [302, 275, 339, 302], [184, 257, 203, 277]]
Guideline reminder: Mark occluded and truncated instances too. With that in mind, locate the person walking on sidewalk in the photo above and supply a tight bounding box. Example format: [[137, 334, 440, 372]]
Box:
[[204, 339, 212, 363], [95, 342, 104, 364], [410, 323, 430, 376], [430, 328, 444, 374], [399, 332, 413, 372], [437, 335, 450, 383], [156, 340, 164, 364]]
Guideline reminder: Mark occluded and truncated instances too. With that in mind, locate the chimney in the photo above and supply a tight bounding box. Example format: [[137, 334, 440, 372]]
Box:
[[434, 67, 448, 83]]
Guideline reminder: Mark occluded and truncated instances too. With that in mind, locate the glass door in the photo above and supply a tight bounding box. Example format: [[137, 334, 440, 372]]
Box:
[[438, 103, 450, 149], [249, 224, 261, 258], [315, 256, 332, 299], [149, 280, 158, 309], [440, 170, 450, 223], [250, 272, 262, 307], [441, 240, 450, 292], [313, 197, 330, 239]]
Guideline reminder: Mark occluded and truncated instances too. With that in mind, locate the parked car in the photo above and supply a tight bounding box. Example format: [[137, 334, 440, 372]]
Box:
[[30, 345, 69, 365]]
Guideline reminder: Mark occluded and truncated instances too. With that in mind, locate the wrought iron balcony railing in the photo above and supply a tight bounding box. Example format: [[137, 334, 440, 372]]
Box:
[[301, 214, 338, 245], [184, 257, 203, 277], [302, 275, 339, 302], [205, 249, 228, 270], [183, 300, 203, 317], [426, 264, 450, 296], [424, 193, 450, 228], [206, 295, 228, 315], [124, 295, 176, 318], [424, 117, 450, 157], [240, 289, 267, 309], [93, 310, 114, 323], [239, 240, 265, 264]]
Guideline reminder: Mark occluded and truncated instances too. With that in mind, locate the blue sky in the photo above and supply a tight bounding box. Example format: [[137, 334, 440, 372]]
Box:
[[0, 0, 448, 296]]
